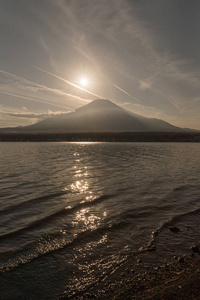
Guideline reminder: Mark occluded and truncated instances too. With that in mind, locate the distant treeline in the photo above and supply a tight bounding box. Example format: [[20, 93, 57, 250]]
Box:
[[0, 132, 200, 142]]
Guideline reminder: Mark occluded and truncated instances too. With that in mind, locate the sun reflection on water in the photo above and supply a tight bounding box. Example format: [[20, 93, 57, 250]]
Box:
[[72, 209, 101, 230], [84, 234, 108, 251], [65, 149, 108, 238], [70, 180, 89, 193]]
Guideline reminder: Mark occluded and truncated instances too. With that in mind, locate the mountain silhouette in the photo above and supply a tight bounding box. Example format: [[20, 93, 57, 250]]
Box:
[[3, 99, 185, 132]]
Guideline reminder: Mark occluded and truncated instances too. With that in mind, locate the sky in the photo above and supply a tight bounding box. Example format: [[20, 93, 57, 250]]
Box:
[[0, 0, 200, 129]]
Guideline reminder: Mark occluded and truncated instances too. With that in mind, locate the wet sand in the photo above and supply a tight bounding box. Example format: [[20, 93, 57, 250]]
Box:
[[79, 253, 200, 299]]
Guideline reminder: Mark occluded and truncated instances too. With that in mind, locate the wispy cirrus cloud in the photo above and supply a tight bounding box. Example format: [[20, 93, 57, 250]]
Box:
[[56, 1, 197, 110], [66, 1, 200, 111], [0, 69, 92, 115], [0, 69, 90, 102], [34, 66, 104, 99], [0, 0, 200, 129], [0, 90, 70, 110]]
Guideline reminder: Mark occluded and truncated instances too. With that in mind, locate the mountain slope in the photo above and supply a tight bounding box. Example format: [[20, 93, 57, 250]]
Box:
[[5, 99, 185, 132]]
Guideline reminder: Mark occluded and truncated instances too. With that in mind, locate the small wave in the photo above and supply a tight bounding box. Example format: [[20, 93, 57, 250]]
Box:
[[0, 219, 128, 273], [0, 193, 117, 241], [173, 184, 197, 192], [115, 203, 174, 222], [151, 205, 200, 241], [0, 190, 70, 216], [118, 205, 156, 220], [171, 206, 200, 224]]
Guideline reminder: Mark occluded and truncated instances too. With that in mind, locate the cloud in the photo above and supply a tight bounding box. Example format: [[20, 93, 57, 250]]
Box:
[[0, 110, 70, 120], [0, 0, 200, 129], [58, 1, 196, 109], [0, 90, 69, 110], [39, 35, 57, 69], [0, 69, 91, 110], [113, 84, 141, 103], [0, 106, 71, 128], [138, 81, 151, 91], [34, 66, 104, 99]]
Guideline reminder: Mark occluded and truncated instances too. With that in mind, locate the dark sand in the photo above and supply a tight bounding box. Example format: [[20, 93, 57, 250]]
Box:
[[77, 253, 200, 299]]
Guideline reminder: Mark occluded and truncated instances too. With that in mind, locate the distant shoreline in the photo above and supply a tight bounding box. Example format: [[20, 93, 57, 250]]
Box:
[[0, 132, 200, 142]]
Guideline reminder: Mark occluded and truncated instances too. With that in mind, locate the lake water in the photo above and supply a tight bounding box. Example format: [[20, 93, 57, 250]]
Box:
[[0, 142, 200, 299]]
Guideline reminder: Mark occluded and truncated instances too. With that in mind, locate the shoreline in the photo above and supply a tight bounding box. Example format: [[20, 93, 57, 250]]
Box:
[[78, 252, 200, 299], [0, 131, 200, 142]]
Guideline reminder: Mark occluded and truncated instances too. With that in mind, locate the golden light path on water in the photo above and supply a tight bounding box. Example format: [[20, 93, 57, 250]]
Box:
[[63, 143, 108, 240], [62, 144, 110, 292]]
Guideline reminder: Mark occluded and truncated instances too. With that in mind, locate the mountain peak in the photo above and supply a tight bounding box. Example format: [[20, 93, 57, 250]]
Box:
[[75, 99, 119, 113]]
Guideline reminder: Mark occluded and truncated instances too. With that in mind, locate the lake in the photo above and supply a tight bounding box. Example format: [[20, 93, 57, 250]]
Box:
[[0, 142, 200, 299]]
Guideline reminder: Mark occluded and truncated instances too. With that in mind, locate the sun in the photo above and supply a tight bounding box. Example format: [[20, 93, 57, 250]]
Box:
[[79, 77, 88, 87]]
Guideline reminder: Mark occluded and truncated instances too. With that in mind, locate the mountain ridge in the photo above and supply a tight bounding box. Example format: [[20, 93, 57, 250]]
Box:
[[0, 99, 196, 133]]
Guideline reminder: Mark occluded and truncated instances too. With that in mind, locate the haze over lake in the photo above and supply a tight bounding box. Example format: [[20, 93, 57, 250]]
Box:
[[1, 142, 200, 299]]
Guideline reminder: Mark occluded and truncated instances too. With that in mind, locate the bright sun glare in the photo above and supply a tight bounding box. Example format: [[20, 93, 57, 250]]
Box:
[[80, 77, 88, 87]]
